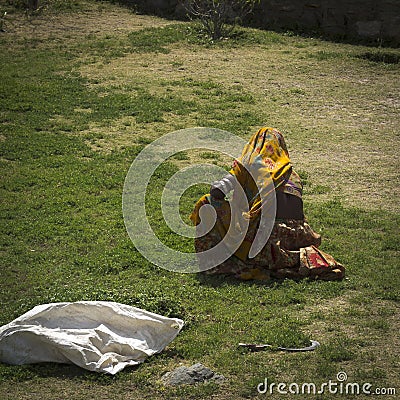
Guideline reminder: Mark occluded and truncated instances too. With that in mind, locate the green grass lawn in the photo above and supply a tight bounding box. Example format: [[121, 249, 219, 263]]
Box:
[[0, 1, 399, 399]]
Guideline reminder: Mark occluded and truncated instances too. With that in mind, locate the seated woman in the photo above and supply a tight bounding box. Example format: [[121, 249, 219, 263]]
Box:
[[190, 127, 345, 281]]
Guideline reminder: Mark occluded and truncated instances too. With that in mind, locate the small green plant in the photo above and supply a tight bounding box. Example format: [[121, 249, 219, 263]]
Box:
[[181, 0, 259, 41]]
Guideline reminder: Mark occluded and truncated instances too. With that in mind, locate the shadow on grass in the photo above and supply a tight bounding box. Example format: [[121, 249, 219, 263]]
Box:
[[356, 50, 400, 64], [0, 361, 139, 384], [195, 272, 293, 288]]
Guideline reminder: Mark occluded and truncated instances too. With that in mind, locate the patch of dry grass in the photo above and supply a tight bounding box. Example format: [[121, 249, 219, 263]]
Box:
[[77, 34, 399, 211], [2, 1, 170, 43]]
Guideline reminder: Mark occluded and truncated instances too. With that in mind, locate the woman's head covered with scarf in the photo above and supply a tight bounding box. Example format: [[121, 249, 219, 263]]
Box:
[[230, 127, 294, 219]]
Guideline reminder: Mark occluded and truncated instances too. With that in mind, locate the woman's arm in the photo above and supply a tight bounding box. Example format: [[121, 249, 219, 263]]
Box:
[[210, 174, 235, 199]]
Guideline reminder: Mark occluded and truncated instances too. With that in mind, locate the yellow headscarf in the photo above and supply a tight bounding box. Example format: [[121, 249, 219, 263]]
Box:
[[230, 127, 293, 219]]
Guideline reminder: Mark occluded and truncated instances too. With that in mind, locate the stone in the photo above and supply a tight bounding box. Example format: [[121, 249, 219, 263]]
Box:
[[161, 363, 225, 385]]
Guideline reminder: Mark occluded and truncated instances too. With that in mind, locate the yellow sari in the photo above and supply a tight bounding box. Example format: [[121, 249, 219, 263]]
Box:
[[191, 127, 345, 281], [190, 127, 301, 261]]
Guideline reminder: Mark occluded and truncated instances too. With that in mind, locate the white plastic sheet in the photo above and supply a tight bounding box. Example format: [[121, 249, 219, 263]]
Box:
[[0, 301, 184, 374]]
